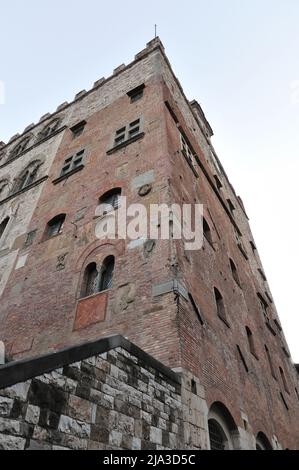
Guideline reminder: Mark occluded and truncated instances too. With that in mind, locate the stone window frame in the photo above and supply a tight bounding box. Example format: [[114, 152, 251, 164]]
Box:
[[107, 117, 144, 155], [229, 257, 241, 288], [213, 287, 230, 327], [70, 120, 86, 138], [9, 135, 32, 160], [53, 149, 86, 185], [97, 188, 122, 217], [127, 84, 145, 103], [80, 255, 115, 299], [245, 326, 259, 360], [12, 160, 43, 194], [37, 118, 61, 142], [44, 214, 66, 240]]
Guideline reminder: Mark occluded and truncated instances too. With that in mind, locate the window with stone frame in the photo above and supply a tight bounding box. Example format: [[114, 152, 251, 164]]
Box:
[[82, 262, 100, 298], [14, 160, 41, 193], [99, 256, 115, 292], [279, 366, 290, 394], [38, 118, 61, 141], [45, 214, 66, 239], [180, 132, 196, 167], [127, 84, 145, 103], [112, 119, 142, 148], [70, 121, 86, 138], [99, 188, 122, 215], [265, 345, 277, 380], [81, 256, 115, 298], [229, 258, 241, 287], [246, 326, 258, 359], [257, 293, 270, 322], [214, 287, 228, 324], [9, 136, 31, 159], [60, 150, 85, 177], [203, 217, 213, 246]]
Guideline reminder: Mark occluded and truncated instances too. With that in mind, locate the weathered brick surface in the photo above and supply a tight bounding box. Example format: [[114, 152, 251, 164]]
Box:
[[0, 38, 298, 449]]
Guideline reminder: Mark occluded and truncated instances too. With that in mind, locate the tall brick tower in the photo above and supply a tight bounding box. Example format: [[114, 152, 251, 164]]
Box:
[[0, 38, 298, 449]]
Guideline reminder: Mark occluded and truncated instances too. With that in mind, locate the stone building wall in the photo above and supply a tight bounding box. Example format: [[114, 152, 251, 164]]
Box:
[[0, 38, 298, 449], [0, 336, 207, 451]]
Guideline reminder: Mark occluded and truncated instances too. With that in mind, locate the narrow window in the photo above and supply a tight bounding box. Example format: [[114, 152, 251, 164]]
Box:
[[280, 392, 289, 411], [250, 241, 257, 253], [191, 379, 197, 395], [180, 132, 195, 166], [229, 258, 241, 287], [99, 188, 122, 215], [214, 287, 227, 323], [279, 367, 290, 394], [188, 292, 204, 325], [227, 198, 235, 217], [246, 326, 258, 358], [82, 262, 99, 298], [258, 268, 267, 282], [208, 420, 226, 450], [257, 293, 270, 322], [203, 217, 213, 246], [70, 121, 86, 138], [46, 214, 66, 239], [24, 229, 37, 247], [265, 345, 277, 379], [0, 217, 9, 240], [127, 84, 145, 103], [237, 345, 249, 373], [214, 175, 222, 191], [99, 256, 115, 292]]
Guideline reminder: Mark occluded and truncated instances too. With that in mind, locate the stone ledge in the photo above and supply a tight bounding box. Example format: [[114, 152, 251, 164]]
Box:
[[0, 335, 181, 390]]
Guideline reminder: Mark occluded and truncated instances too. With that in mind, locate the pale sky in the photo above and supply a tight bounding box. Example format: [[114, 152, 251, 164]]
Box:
[[0, 1, 298, 361]]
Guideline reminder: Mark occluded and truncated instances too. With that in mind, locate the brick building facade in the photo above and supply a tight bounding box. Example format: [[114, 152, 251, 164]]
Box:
[[0, 38, 298, 449]]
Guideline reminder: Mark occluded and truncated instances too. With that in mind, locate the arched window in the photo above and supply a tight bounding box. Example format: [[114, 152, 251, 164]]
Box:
[[246, 326, 257, 358], [0, 179, 9, 199], [99, 188, 122, 215], [229, 258, 241, 287], [0, 217, 9, 241], [214, 287, 227, 321], [14, 161, 41, 193], [208, 420, 227, 450], [38, 118, 61, 141], [45, 214, 66, 239], [99, 255, 115, 291], [208, 402, 238, 450], [279, 366, 289, 394], [82, 262, 100, 298], [81, 256, 115, 298], [256, 432, 272, 450], [10, 136, 31, 159], [203, 217, 213, 245]]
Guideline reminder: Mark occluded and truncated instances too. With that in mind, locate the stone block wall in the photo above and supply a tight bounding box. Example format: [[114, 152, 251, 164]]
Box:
[[0, 336, 196, 450]]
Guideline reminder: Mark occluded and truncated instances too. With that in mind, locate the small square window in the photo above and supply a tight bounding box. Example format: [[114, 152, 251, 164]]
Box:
[[127, 84, 145, 103], [70, 120, 86, 138]]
